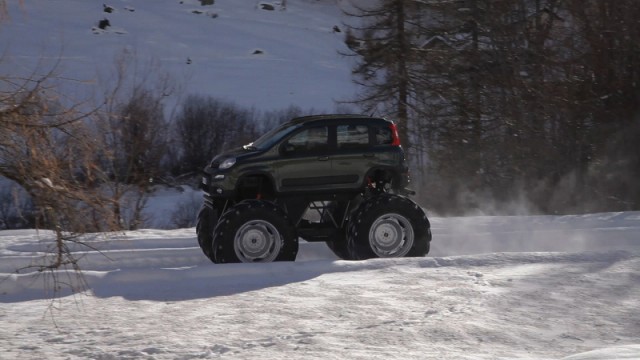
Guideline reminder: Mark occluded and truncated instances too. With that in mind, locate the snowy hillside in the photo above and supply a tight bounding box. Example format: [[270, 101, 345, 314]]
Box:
[[0, 0, 356, 111]]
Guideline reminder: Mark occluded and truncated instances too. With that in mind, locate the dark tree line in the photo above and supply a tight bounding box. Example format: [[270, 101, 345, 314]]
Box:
[[173, 95, 259, 177], [171, 98, 316, 179], [343, 0, 640, 214]]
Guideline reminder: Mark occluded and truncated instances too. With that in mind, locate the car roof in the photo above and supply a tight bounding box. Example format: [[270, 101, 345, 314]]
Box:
[[288, 114, 390, 126]]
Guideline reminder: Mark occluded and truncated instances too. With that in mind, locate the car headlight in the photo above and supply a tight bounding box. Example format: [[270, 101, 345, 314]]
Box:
[[219, 158, 236, 169]]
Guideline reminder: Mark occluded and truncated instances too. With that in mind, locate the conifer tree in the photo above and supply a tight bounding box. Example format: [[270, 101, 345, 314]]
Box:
[[342, 0, 423, 150]]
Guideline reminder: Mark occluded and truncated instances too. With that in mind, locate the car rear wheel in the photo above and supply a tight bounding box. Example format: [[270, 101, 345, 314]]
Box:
[[325, 226, 356, 260], [347, 194, 431, 260]]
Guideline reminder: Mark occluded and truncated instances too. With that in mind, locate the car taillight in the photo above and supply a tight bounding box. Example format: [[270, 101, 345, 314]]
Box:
[[389, 123, 401, 146]]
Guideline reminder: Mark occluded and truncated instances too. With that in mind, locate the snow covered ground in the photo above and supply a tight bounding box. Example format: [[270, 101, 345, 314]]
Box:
[[1, 208, 639, 359]]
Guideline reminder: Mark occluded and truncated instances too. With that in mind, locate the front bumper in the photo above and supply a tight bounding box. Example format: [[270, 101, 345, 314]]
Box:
[[200, 167, 236, 200]]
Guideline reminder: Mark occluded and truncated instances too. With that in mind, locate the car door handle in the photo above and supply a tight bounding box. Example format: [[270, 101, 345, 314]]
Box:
[[317, 156, 329, 161], [363, 153, 375, 158]]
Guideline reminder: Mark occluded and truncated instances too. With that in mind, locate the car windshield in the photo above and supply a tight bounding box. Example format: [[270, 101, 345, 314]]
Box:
[[246, 122, 302, 150]]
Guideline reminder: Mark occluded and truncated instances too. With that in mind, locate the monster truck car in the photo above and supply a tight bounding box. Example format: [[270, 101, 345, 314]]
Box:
[[196, 114, 432, 263]]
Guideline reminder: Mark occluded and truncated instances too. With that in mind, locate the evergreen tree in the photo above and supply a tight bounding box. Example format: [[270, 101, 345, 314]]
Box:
[[342, 0, 423, 150]]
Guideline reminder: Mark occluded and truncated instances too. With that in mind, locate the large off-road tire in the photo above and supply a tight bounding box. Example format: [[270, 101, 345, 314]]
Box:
[[347, 194, 431, 260], [196, 205, 218, 261], [325, 227, 356, 260], [212, 200, 298, 263], [320, 201, 356, 260]]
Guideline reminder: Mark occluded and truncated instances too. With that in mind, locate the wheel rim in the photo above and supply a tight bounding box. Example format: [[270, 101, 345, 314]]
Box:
[[368, 213, 414, 257], [234, 220, 282, 262]]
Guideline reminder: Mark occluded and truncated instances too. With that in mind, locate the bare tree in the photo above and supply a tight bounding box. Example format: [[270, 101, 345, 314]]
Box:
[[0, 2, 113, 301], [173, 95, 258, 176], [0, 178, 34, 229], [93, 51, 174, 230], [0, 67, 121, 281]]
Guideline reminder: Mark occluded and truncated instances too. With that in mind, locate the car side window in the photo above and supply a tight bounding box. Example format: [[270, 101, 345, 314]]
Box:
[[285, 126, 329, 153], [337, 124, 369, 149]]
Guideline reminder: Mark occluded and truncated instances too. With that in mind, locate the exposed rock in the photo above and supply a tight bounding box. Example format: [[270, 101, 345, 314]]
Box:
[[98, 18, 111, 29], [260, 3, 275, 11]]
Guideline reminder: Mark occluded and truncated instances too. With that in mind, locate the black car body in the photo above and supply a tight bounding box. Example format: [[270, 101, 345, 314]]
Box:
[[201, 114, 411, 203]]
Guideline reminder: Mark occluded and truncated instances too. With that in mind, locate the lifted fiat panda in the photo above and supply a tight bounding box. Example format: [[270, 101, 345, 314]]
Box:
[[197, 114, 432, 263]]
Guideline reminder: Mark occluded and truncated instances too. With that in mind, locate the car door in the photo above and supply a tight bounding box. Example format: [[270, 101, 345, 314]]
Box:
[[274, 125, 334, 192], [329, 123, 375, 190]]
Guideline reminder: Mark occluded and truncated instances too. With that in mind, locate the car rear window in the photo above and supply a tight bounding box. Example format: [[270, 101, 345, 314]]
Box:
[[337, 124, 370, 149], [373, 125, 393, 145]]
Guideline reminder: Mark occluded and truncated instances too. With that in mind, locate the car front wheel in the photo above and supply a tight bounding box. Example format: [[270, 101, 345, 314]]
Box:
[[196, 205, 217, 261], [211, 200, 298, 263]]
